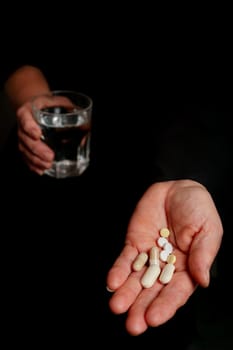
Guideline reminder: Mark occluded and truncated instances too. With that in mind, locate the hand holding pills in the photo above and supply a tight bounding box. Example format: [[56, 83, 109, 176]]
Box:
[[106, 180, 223, 336]]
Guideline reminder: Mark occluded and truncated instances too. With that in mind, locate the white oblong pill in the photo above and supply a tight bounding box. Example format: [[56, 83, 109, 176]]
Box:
[[132, 252, 148, 271], [149, 246, 160, 265], [159, 263, 175, 284], [141, 264, 161, 288]]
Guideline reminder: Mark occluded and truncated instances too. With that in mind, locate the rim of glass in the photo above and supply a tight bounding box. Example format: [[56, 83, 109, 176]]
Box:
[[31, 90, 93, 115]]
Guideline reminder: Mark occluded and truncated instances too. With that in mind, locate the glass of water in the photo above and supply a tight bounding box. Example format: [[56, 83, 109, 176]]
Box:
[[31, 90, 93, 179]]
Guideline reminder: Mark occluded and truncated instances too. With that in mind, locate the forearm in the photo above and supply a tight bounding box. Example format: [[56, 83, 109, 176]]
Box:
[[4, 65, 50, 110]]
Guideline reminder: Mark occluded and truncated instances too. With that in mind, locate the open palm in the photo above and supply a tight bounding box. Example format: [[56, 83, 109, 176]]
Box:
[[107, 180, 223, 335]]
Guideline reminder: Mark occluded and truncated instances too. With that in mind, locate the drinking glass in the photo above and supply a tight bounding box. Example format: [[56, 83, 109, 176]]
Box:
[[31, 90, 92, 178]]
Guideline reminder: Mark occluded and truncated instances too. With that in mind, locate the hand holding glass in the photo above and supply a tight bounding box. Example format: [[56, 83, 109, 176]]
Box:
[[31, 90, 92, 178]]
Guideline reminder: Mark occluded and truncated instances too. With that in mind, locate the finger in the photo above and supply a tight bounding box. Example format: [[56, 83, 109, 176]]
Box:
[[125, 282, 162, 335], [121, 270, 195, 336], [18, 129, 54, 162], [26, 162, 45, 176], [145, 271, 196, 327], [108, 269, 145, 316], [17, 106, 41, 140], [32, 94, 75, 110], [189, 223, 223, 287], [19, 141, 53, 170], [106, 245, 138, 292]]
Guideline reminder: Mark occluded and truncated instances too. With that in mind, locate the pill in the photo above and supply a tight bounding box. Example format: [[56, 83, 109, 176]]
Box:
[[141, 264, 161, 288], [167, 253, 176, 264], [159, 263, 175, 284], [160, 249, 169, 262], [157, 236, 168, 248], [160, 228, 170, 238], [132, 252, 148, 271], [163, 241, 173, 254], [149, 246, 160, 265]]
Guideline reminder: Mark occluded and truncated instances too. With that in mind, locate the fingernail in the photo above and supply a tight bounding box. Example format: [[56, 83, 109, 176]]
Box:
[[37, 170, 44, 176]]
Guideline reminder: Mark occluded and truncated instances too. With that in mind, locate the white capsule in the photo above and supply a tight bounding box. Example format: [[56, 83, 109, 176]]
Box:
[[159, 263, 175, 284], [149, 246, 160, 265], [132, 252, 148, 271], [141, 264, 161, 288]]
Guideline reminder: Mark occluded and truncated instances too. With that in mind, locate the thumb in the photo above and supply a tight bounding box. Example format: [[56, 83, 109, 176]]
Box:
[[189, 228, 223, 287]]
